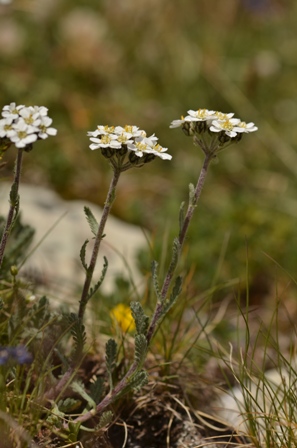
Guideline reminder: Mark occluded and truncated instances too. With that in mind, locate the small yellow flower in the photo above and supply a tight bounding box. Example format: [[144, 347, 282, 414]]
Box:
[[110, 303, 135, 333]]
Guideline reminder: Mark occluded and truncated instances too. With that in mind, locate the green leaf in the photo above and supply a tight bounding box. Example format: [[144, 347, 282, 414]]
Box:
[[68, 313, 87, 359], [105, 338, 117, 374], [9, 182, 19, 207], [129, 370, 148, 392], [130, 301, 149, 335], [179, 201, 185, 235], [87, 256, 108, 300], [71, 380, 96, 409], [166, 238, 181, 282], [162, 275, 183, 316], [96, 411, 114, 430], [106, 338, 117, 390], [58, 398, 82, 413], [80, 239, 89, 272], [84, 206, 99, 236], [134, 334, 147, 366], [189, 183, 195, 204], [151, 261, 161, 302], [89, 376, 104, 404]]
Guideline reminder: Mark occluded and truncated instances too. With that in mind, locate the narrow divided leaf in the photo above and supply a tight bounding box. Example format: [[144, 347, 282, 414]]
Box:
[[80, 239, 89, 272], [134, 334, 147, 366], [71, 380, 96, 409], [84, 206, 99, 236], [162, 275, 183, 317], [189, 182, 195, 204], [96, 410, 114, 430], [87, 256, 108, 300], [89, 376, 104, 404], [129, 370, 148, 392], [179, 201, 185, 234], [68, 313, 87, 359], [130, 301, 149, 335], [105, 338, 117, 374], [166, 238, 181, 280], [151, 260, 161, 302]]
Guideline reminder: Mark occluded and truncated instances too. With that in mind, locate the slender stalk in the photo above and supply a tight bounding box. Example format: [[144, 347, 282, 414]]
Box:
[[0, 147, 23, 269], [66, 153, 214, 428], [78, 168, 121, 321], [146, 153, 213, 342]]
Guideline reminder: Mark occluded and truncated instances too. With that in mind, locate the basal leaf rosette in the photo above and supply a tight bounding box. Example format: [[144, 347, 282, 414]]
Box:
[[88, 125, 172, 171], [0, 102, 57, 156], [170, 108, 257, 157]]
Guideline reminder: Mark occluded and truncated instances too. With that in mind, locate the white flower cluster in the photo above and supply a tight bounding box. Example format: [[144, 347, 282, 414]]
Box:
[[170, 108, 257, 138], [88, 125, 172, 161], [0, 102, 57, 149]]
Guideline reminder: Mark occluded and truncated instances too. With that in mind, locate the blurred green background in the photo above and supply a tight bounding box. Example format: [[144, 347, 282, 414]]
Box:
[[1, 0, 297, 298]]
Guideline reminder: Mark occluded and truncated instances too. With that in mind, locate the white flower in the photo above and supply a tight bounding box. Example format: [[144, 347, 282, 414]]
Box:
[[19, 107, 41, 128], [186, 109, 216, 121], [0, 117, 14, 138], [89, 133, 122, 150], [87, 125, 116, 138], [149, 143, 172, 160], [169, 116, 186, 128], [9, 121, 38, 148], [233, 121, 258, 133], [127, 135, 171, 160], [120, 125, 146, 138], [37, 116, 58, 139], [213, 111, 234, 120], [2, 102, 24, 120], [209, 118, 241, 138]]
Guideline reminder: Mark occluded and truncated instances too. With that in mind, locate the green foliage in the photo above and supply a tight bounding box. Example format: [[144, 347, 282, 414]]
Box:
[[86, 256, 108, 300], [79, 239, 89, 272], [162, 275, 183, 317], [67, 313, 87, 360], [130, 301, 149, 335], [129, 370, 148, 392], [96, 410, 114, 430], [105, 338, 117, 375], [84, 206, 99, 237], [151, 260, 161, 302], [89, 376, 104, 405], [134, 334, 147, 366], [0, 215, 34, 277]]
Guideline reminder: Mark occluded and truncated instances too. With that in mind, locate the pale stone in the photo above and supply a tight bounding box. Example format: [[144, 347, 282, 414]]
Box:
[[0, 183, 147, 298]]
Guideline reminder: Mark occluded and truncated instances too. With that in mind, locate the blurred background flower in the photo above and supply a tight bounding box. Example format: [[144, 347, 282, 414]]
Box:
[[110, 303, 135, 333]]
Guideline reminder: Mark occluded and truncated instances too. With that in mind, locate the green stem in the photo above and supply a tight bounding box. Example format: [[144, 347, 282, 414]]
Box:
[[78, 168, 121, 322], [0, 147, 23, 269], [146, 153, 213, 342]]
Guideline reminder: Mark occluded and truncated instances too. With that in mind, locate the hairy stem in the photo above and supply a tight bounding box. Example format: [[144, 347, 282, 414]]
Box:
[[78, 168, 121, 322], [0, 147, 23, 269], [146, 153, 213, 342]]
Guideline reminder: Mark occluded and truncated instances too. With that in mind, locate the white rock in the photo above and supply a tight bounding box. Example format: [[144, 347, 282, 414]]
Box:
[[0, 183, 147, 297]]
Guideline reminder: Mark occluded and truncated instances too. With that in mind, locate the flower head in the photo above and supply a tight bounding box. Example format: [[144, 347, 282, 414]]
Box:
[[88, 124, 172, 170], [0, 103, 57, 150], [110, 303, 135, 333], [0, 345, 32, 365], [170, 107, 258, 157]]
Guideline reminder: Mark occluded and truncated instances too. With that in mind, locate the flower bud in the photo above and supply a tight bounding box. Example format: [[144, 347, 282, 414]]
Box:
[[101, 147, 115, 158], [10, 265, 18, 276], [218, 132, 231, 145], [181, 122, 194, 136], [143, 154, 156, 164]]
